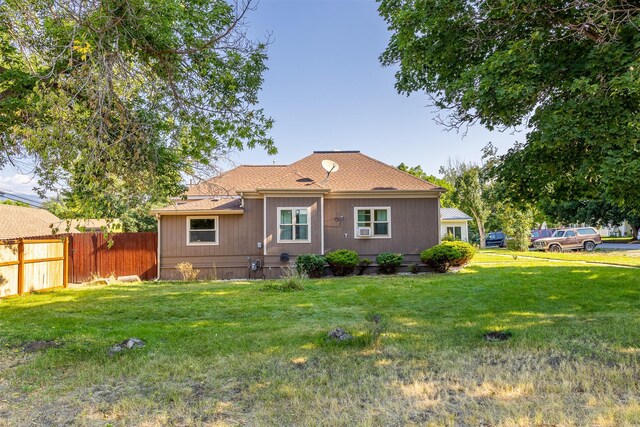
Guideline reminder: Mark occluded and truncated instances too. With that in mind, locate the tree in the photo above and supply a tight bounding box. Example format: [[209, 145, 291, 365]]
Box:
[[379, 1, 640, 222], [0, 0, 275, 207], [397, 163, 454, 207], [500, 204, 534, 252], [0, 199, 30, 208], [440, 160, 490, 248]]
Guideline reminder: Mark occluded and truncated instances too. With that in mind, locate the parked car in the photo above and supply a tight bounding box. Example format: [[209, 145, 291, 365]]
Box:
[[485, 231, 506, 248], [532, 227, 602, 252], [530, 229, 555, 246]]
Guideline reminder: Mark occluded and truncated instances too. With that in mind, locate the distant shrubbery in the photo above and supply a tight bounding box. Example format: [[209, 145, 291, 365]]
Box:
[[325, 249, 360, 276], [295, 254, 326, 278], [421, 241, 475, 273]]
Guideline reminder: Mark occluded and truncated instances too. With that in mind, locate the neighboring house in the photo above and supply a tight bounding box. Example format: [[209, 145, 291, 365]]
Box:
[[67, 219, 123, 233], [440, 207, 472, 242], [0, 204, 67, 240], [151, 151, 446, 279]]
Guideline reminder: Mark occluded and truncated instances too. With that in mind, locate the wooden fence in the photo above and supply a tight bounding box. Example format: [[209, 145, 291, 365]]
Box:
[[0, 238, 68, 298], [68, 232, 157, 283]]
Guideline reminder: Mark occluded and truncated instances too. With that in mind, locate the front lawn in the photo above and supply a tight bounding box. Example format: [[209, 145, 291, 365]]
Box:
[[480, 248, 640, 267], [1, 258, 640, 425]]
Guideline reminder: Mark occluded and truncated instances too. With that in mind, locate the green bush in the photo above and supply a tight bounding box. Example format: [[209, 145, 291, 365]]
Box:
[[325, 249, 360, 276], [420, 241, 475, 273], [376, 252, 403, 274], [295, 254, 326, 278], [445, 241, 475, 266]]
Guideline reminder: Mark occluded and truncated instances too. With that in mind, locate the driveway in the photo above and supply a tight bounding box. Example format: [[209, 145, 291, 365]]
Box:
[[599, 243, 640, 251]]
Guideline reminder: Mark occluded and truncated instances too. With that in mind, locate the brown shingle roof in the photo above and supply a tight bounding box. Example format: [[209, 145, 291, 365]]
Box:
[[0, 205, 64, 240], [185, 151, 443, 196], [151, 198, 243, 214]]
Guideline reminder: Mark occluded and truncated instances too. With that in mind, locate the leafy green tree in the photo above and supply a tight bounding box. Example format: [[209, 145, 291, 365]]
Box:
[[397, 163, 454, 207], [440, 160, 490, 248], [0, 0, 274, 206], [379, 1, 640, 224], [0, 199, 30, 207], [500, 205, 534, 252]]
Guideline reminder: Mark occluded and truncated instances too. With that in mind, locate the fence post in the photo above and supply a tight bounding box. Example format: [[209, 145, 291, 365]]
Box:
[[63, 237, 69, 288], [17, 239, 24, 296]]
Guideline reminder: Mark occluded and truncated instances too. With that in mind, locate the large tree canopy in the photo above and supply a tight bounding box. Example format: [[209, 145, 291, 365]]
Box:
[[379, 1, 640, 219], [0, 0, 274, 208]]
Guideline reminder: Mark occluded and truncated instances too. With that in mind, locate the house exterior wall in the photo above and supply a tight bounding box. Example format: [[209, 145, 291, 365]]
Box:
[[441, 220, 470, 242], [159, 198, 263, 280], [160, 195, 441, 279], [323, 198, 439, 257], [265, 196, 322, 256]]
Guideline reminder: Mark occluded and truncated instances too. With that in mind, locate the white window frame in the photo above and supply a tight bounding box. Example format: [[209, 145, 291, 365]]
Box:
[[186, 216, 219, 246], [446, 226, 462, 240], [353, 207, 391, 239], [277, 207, 311, 243]]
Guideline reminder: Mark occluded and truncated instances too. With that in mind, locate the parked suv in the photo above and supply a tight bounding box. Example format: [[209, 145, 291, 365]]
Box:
[[532, 227, 602, 252], [530, 229, 555, 246], [485, 231, 506, 248]]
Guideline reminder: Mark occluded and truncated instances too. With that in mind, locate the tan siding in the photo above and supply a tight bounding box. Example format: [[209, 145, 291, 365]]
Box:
[[265, 197, 321, 255], [324, 198, 439, 255], [160, 199, 263, 279]]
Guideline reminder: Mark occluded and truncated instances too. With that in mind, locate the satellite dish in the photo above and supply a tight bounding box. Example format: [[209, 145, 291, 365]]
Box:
[[321, 159, 340, 174]]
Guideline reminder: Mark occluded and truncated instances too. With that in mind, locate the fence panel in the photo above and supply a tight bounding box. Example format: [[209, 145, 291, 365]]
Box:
[[68, 232, 157, 283], [0, 239, 67, 298]]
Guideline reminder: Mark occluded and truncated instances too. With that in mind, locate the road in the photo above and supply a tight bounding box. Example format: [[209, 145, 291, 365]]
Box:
[[599, 243, 640, 251]]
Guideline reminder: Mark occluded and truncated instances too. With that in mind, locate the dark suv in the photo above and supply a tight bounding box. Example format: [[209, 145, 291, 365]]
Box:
[[485, 231, 506, 247], [530, 229, 555, 246]]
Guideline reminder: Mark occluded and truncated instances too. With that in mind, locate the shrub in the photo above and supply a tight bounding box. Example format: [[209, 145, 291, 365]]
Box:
[[420, 241, 475, 273], [263, 264, 305, 292], [176, 262, 199, 281], [410, 263, 419, 274], [445, 241, 475, 266], [358, 258, 371, 275], [295, 254, 326, 278], [325, 249, 360, 276], [376, 252, 403, 274]]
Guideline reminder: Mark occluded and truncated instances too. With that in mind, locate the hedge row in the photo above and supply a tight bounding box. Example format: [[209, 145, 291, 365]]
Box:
[[295, 241, 475, 277]]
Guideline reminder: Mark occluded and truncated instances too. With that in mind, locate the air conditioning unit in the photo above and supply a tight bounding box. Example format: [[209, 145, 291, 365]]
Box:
[[356, 227, 372, 237]]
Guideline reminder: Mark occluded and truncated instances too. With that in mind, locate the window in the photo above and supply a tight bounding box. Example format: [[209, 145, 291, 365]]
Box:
[[354, 207, 391, 238], [278, 208, 310, 242], [187, 216, 218, 245], [446, 226, 462, 240], [565, 230, 576, 237], [577, 227, 598, 236]]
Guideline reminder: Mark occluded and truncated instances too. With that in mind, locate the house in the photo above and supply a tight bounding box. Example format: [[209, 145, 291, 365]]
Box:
[[151, 151, 446, 279], [440, 207, 473, 242], [67, 219, 123, 233], [0, 204, 66, 240]]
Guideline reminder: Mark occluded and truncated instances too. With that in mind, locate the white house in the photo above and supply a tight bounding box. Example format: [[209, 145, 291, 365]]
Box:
[[440, 207, 473, 242]]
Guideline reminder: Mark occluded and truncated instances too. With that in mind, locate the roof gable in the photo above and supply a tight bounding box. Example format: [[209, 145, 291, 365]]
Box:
[[0, 205, 63, 239], [186, 151, 443, 196]]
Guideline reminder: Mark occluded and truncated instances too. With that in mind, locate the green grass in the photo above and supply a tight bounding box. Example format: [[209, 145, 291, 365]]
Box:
[[479, 248, 640, 267], [1, 257, 640, 426], [602, 237, 637, 243]]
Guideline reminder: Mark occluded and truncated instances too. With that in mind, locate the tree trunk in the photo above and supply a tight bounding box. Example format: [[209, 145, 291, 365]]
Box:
[[631, 224, 639, 241], [477, 218, 486, 249]]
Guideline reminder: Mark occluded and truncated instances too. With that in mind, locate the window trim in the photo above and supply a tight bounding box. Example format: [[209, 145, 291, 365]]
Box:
[[277, 207, 311, 243], [186, 216, 219, 246], [446, 226, 462, 240], [353, 207, 392, 239]]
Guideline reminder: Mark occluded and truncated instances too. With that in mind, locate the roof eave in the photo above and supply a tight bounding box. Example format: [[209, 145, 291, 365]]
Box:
[[150, 209, 244, 216]]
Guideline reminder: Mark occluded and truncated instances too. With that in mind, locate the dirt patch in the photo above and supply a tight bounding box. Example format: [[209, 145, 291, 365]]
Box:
[[483, 331, 512, 342], [21, 340, 61, 353]]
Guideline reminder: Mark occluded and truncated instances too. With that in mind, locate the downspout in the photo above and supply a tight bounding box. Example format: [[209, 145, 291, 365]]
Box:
[[320, 195, 325, 255], [263, 195, 267, 256], [437, 195, 442, 245], [155, 214, 161, 281]]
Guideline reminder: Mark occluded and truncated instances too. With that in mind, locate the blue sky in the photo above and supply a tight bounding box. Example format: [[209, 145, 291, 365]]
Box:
[[0, 0, 523, 195]]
